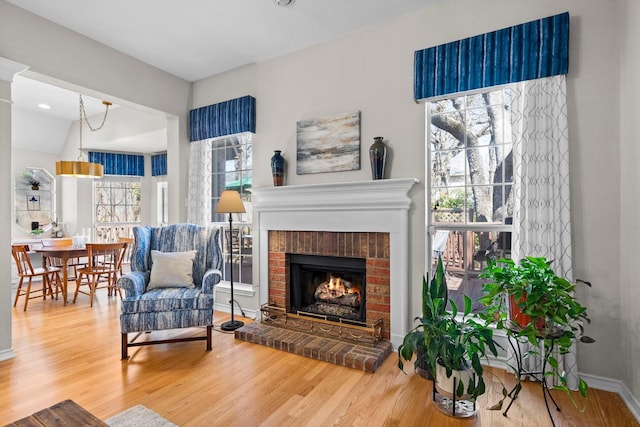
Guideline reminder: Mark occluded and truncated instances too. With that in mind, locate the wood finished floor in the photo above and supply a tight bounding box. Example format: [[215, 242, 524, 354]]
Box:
[[1, 288, 637, 427]]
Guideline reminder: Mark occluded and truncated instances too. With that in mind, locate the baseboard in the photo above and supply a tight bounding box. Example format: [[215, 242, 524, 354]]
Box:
[[580, 372, 640, 423], [480, 355, 640, 423], [214, 302, 258, 320], [214, 281, 255, 297], [214, 281, 258, 320], [483, 356, 512, 372], [0, 348, 16, 362]]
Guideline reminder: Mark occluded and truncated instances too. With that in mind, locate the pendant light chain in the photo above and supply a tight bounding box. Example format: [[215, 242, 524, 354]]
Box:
[[77, 94, 111, 161], [56, 94, 108, 178], [79, 94, 111, 131]]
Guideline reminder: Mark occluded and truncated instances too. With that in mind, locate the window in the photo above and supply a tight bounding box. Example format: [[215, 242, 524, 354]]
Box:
[[427, 86, 513, 313], [211, 133, 253, 286], [94, 179, 141, 242], [157, 181, 168, 226]]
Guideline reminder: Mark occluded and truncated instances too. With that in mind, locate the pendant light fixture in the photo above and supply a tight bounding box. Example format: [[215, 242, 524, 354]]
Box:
[[56, 94, 111, 178]]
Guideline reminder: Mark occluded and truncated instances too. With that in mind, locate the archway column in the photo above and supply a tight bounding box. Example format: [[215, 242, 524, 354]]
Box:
[[0, 57, 29, 361]]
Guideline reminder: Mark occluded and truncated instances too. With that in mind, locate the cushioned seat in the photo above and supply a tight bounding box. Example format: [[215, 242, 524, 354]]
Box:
[[120, 287, 214, 313], [117, 223, 223, 359]]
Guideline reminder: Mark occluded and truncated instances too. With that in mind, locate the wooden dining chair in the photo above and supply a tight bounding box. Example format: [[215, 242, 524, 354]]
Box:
[[74, 242, 128, 307], [96, 237, 134, 294], [11, 244, 62, 311], [117, 236, 134, 275]]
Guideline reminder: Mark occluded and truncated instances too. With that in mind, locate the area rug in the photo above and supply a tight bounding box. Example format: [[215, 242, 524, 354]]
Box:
[[105, 404, 177, 427]]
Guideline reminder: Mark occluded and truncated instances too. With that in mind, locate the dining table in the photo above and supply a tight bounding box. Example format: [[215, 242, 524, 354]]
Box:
[[34, 244, 88, 304]]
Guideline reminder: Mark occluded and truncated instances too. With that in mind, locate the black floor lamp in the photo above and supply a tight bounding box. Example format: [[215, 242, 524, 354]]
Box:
[[215, 190, 246, 331]]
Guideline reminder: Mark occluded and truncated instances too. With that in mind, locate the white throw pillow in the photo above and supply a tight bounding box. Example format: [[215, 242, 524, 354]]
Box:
[[148, 250, 197, 289]]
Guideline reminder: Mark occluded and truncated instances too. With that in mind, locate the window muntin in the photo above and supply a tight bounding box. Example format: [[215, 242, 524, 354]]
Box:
[[427, 87, 513, 313], [94, 179, 141, 242]]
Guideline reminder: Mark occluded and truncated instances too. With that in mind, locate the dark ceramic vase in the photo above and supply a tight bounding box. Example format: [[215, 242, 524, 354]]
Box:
[[271, 150, 285, 186], [369, 136, 387, 180]]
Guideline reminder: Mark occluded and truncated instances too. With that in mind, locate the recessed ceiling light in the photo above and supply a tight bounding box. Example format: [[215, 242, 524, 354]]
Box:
[[274, 0, 295, 6], [37, 103, 51, 110]]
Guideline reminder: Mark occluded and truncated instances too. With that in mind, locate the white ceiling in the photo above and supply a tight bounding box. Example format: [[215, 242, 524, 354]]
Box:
[[7, 0, 439, 155], [11, 75, 168, 155]]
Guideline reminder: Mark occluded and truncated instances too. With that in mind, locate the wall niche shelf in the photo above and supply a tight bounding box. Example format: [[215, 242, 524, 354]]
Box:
[[15, 167, 56, 233]]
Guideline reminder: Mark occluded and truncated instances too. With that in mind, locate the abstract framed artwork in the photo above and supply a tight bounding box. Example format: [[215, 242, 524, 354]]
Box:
[[296, 111, 360, 175]]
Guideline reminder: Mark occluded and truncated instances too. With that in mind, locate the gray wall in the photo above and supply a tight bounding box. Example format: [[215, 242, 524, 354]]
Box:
[[0, 75, 16, 361], [192, 0, 632, 398], [620, 0, 640, 404]]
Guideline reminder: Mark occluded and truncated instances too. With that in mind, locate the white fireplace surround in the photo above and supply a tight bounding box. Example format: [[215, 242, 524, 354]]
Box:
[[251, 178, 419, 348]]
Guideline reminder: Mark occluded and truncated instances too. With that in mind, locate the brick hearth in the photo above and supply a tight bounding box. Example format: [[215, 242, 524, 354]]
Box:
[[235, 322, 392, 373], [234, 229, 393, 371]]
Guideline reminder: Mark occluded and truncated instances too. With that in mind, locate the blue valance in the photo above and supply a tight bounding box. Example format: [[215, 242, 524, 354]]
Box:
[[414, 12, 569, 101], [151, 152, 167, 176], [189, 95, 256, 141], [89, 152, 145, 176]]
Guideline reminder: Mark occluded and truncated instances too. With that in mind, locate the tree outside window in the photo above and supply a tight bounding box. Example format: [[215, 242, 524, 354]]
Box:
[[427, 87, 513, 313]]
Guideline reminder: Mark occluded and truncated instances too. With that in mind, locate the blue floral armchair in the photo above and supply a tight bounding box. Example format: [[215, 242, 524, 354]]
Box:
[[117, 223, 223, 359]]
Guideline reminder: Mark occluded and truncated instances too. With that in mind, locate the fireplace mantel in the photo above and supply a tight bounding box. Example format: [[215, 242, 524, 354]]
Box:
[[252, 178, 419, 347], [252, 178, 418, 213]]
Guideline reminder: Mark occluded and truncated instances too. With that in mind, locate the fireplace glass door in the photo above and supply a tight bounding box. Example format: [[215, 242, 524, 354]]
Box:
[[289, 254, 366, 323]]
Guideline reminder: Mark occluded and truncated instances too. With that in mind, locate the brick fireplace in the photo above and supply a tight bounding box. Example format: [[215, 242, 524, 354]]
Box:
[[250, 178, 418, 348], [268, 230, 391, 339]]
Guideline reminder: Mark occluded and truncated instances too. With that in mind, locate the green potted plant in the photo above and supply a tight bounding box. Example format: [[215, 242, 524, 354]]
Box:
[[398, 257, 500, 407], [479, 256, 595, 407], [397, 256, 449, 380]]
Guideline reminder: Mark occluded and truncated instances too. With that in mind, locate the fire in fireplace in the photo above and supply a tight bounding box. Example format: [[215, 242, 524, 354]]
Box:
[[289, 254, 366, 323]]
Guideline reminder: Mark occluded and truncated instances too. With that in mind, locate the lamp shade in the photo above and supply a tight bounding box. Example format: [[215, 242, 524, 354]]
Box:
[[56, 160, 103, 178], [215, 190, 246, 214]]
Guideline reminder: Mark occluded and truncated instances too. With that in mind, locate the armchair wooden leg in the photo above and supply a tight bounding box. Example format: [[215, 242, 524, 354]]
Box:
[[121, 328, 212, 358], [121, 333, 129, 360]]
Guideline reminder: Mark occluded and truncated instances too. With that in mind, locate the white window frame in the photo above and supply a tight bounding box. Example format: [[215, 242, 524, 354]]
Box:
[[210, 133, 253, 287], [157, 181, 168, 226], [426, 85, 514, 313], [93, 177, 141, 242]]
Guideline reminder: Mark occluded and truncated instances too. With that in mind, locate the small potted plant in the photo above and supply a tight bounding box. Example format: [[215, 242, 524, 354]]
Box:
[[399, 257, 501, 412], [21, 171, 41, 190], [28, 179, 40, 191], [479, 256, 595, 407]]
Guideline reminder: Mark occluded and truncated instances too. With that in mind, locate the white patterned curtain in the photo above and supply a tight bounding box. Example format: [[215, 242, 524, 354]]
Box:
[[510, 74, 578, 389], [187, 139, 214, 225]]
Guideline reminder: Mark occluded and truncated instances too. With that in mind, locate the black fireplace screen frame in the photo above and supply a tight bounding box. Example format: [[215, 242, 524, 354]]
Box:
[[288, 253, 366, 322]]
